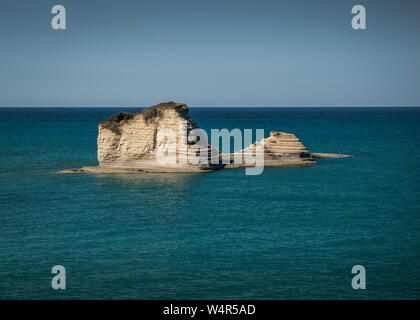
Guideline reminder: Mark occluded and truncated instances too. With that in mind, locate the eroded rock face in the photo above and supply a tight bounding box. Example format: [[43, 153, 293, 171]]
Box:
[[263, 131, 315, 165], [57, 101, 349, 174], [97, 102, 221, 172], [226, 131, 315, 168], [97, 103, 316, 171]]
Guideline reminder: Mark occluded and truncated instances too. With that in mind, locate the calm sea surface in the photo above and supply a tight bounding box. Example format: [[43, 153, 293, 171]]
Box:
[[0, 107, 419, 299]]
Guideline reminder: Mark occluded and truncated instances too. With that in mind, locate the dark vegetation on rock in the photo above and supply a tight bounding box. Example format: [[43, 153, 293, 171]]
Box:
[[136, 101, 189, 123], [99, 112, 134, 134], [100, 101, 189, 134]]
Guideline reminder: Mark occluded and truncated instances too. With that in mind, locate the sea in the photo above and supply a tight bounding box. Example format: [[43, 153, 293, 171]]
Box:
[[0, 107, 419, 299]]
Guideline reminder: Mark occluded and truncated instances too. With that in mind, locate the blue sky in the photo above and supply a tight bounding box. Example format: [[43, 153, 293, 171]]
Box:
[[0, 0, 419, 107]]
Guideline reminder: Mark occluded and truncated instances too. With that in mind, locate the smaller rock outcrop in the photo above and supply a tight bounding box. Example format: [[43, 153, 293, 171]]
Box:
[[225, 131, 315, 168]]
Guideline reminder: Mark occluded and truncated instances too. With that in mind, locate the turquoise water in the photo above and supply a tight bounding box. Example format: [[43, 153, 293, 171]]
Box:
[[0, 107, 419, 299]]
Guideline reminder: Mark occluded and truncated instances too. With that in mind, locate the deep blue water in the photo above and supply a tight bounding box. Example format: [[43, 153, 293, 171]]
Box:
[[0, 107, 419, 299]]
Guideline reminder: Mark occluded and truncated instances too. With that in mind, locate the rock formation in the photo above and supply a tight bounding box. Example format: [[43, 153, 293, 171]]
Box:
[[96, 102, 223, 172], [57, 102, 349, 174], [225, 131, 315, 168]]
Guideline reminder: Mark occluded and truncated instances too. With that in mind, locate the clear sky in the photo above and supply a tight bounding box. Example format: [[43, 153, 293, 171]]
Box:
[[0, 0, 419, 107]]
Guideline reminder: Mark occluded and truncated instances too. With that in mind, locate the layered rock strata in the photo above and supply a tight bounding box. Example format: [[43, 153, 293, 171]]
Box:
[[225, 131, 315, 168], [94, 102, 223, 172], [57, 102, 349, 174]]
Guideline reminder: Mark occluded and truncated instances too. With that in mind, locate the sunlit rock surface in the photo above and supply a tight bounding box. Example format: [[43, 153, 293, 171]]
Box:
[[57, 102, 349, 174]]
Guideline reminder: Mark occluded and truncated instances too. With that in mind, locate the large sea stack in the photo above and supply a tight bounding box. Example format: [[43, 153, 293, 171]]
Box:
[[96, 102, 222, 172]]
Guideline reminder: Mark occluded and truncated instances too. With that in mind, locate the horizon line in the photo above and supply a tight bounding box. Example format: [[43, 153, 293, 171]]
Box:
[[1, 105, 420, 108]]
